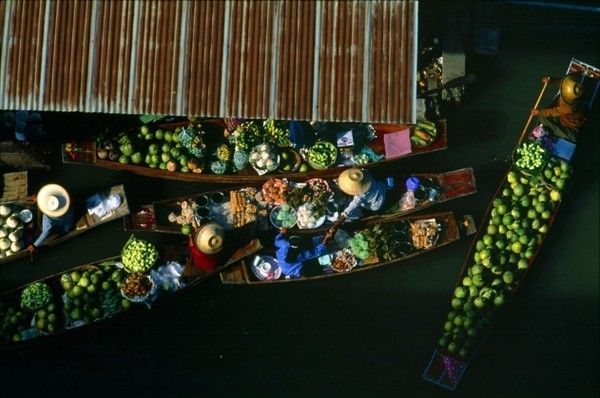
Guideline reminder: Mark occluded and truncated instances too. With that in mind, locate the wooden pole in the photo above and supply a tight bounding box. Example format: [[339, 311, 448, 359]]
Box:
[[519, 80, 550, 143]]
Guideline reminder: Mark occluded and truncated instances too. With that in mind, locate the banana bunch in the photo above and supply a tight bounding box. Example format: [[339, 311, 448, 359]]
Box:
[[410, 119, 438, 147], [234, 122, 263, 151], [216, 144, 232, 162], [263, 119, 293, 147]]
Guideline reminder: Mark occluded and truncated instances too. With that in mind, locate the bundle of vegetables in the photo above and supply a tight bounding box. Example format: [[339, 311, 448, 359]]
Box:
[[121, 236, 159, 273], [249, 143, 279, 172], [0, 205, 25, 258], [0, 305, 29, 342], [307, 141, 338, 170], [411, 119, 438, 147], [20, 282, 53, 312], [349, 232, 371, 260], [263, 119, 293, 147], [436, 162, 569, 359]]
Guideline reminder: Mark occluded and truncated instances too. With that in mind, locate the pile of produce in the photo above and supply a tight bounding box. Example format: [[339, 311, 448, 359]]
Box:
[[514, 141, 547, 173], [307, 141, 338, 170], [348, 232, 371, 260], [0, 304, 28, 342], [283, 179, 331, 210], [229, 188, 259, 228], [411, 119, 438, 147], [20, 282, 53, 312], [249, 143, 279, 172], [61, 262, 129, 324], [542, 157, 571, 191], [296, 202, 326, 229], [121, 273, 154, 299], [273, 204, 297, 228], [232, 122, 264, 152], [97, 124, 205, 173], [280, 149, 303, 172], [33, 302, 61, 334], [0, 205, 26, 258], [261, 179, 288, 205], [168, 200, 200, 232], [121, 236, 159, 273], [330, 249, 357, 272], [263, 119, 293, 147], [410, 219, 441, 249], [349, 223, 410, 262], [436, 160, 570, 359]]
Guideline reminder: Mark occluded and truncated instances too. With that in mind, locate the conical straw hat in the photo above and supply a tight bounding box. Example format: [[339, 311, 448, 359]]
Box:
[[194, 223, 225, 254], [37, 184, 71, 218], [338, 168, 372, 196]]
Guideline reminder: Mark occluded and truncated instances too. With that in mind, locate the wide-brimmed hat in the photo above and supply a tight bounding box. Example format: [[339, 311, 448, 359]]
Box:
[[560, 75, 583, 104], [338, 168, 372, 196], [194, 222, 224, 255], [37, 184, 71, 218]]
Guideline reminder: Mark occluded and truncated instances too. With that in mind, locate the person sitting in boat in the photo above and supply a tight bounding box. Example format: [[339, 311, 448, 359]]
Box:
[[323, 168, 387, 244], [28, 184, 74, 253], [275, 228, 327, 279], [184, 223, 225, 278], [531, 74, 585, 142]]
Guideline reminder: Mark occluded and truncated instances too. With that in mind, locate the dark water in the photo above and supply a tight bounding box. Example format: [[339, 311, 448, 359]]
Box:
[[0, 3, 598, 397]]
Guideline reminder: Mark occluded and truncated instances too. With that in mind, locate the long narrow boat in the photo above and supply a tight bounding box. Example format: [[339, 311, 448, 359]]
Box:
[[422, 58, 600, 391], [220, 211, 476, 284], [61, 119, 448, 184], [0, 238, 262, 350], [0, 185, 130, 266], [124, 168, 476, 236]]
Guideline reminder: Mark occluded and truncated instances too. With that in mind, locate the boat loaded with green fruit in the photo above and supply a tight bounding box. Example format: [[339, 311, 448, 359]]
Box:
[[123, 168, 476, 236], [62, 118, 447, 184], [423, 58, 600, 391], [0, 185, 130, 266], [220, 211, 476, 284], [0, 236, 261, 349]]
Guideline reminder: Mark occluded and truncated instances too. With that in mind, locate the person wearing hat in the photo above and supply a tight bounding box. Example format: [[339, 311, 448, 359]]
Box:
[[323, 168, 387, 244], [531, 75, 585, 142], [28, 184, 74, 252], [185, 223, 225, 276], [275, 228, 327, 278]]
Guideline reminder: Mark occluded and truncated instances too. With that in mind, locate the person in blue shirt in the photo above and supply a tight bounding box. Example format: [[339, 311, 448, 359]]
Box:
[[275, 229, 327, 278], [27, 184, 75, 253], [324, 168, 387, 244]]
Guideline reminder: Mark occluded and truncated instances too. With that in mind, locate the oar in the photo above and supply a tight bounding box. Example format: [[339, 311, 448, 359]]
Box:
[[519, 79, 550, 143]]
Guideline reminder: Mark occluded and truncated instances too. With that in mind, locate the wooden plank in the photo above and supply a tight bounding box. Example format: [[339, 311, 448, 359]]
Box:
[[1, 171, 28, 202]]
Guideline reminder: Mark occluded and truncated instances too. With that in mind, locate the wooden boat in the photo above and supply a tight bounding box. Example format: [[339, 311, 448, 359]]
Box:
[[423, 58, 600, 391], [124, 168, 476, 236], [0, 185, 130, 266], [61, 119, 448, 184], [0, 238, 262, 350], [220, 211, 476, 284]]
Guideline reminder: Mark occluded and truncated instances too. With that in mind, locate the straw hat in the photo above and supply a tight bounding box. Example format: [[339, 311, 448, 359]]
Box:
[[338, 168, 372, 196], [560, 75, 583, 104], [37, 184, 71, 218], [194, 222, 224, 255]]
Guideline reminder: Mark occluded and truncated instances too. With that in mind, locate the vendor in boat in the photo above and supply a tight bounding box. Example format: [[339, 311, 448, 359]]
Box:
[[531, 74, 585, 142], [28, 184, 74, 253], [184, 223, 225, 278], [275, 228, 327, 279], [323, 168, 387, 244]]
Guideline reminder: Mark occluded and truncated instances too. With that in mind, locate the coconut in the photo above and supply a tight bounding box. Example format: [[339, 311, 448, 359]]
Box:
[[0, 205, 11, 217], [8, 231, 19, 242], [10, 241, 22, 253], [0, 228, 7, 238], [0, 238, 10, 250]]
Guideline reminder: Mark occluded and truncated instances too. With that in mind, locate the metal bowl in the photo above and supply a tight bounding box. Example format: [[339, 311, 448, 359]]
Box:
[[18, 209, 33, 223]]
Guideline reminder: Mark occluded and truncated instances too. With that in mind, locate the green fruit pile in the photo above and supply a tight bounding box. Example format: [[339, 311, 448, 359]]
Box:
[[514, 142, 546, 172], [233, 122, 264, 151], [33, 302, 60, 334], [542, 157, 572, 192], [121, 236, 159, 273], [61, 262, 128, 325], [0, 305, 28, 342], [437, 161, 571, 359], [20, 282, 53, 312], [308, 141, 338, 169], [349, 232, 370, 260], [263, 119, 293, 147]]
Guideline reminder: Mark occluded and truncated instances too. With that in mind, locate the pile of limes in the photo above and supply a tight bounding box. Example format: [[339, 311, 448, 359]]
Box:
[[437, 162, 572, 359], [514, 141, 547, 172]]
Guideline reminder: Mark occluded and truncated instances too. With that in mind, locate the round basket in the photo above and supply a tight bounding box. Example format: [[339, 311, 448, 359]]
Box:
[[120, 274, 157, 303], [307, 142, 338, 170], [270, 206, 297, 229]]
